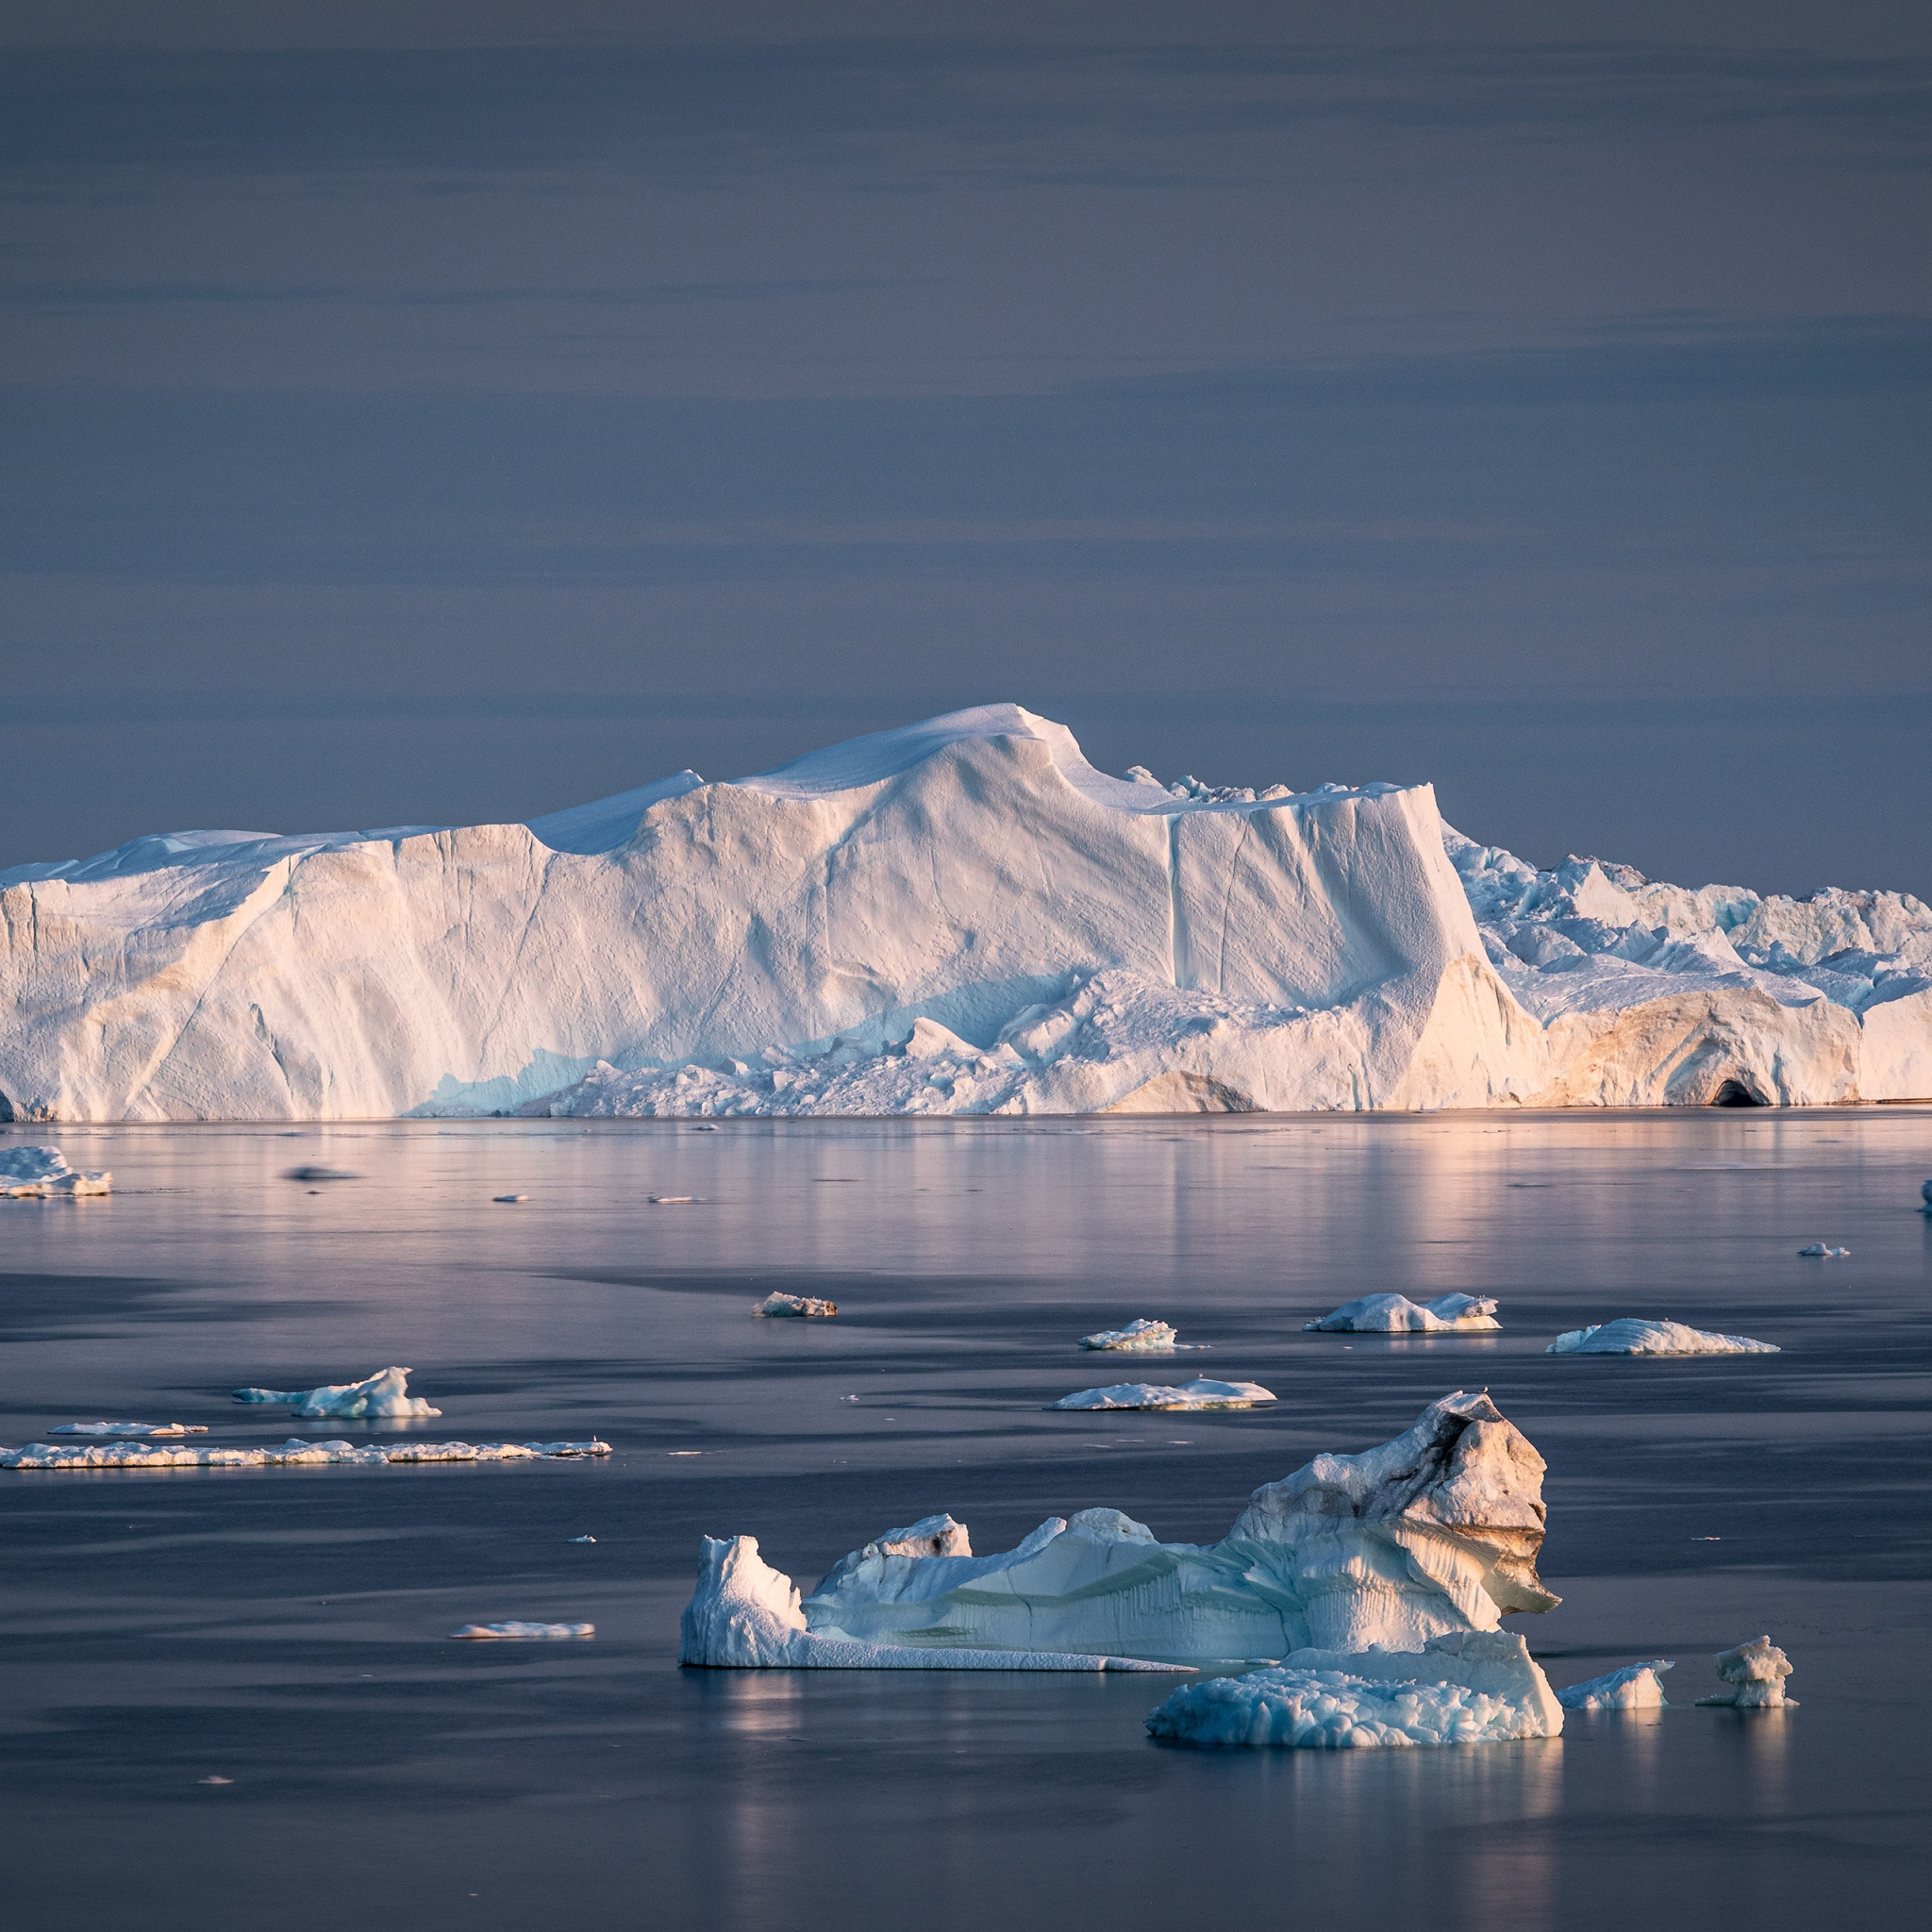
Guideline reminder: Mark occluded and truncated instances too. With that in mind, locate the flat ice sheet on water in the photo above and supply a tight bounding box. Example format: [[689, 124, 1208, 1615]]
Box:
[[1144, 1632, 1562, 1749], [1306, 1292, 1499, 1333], [1557, 1660, 1674, 1709], [0, 1437, 609, 1470], [1052, 1378, 1273, 1410], [0, 1145, 110, 1196], [51, 1421, 208, 1438], [453, 1622, 593, 1641], [680, 1391, 1558, 1667], [232, 1366, 441, 1417], [1548, 1320, 1778, 1356]]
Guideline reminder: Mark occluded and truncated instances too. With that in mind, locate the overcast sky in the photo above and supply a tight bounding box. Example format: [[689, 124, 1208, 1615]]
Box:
[[3, 1, 1927, 892]]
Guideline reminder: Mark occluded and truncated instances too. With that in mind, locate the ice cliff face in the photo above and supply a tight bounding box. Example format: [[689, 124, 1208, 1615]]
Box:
[[1, 703, 1924, 1120]]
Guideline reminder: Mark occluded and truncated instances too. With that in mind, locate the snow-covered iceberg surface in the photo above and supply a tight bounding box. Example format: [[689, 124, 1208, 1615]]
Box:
[[1307, 1292, 1499, 1334], [679, 1391, 1557, 1667], [1695, 1635, 1797, 1707], [51, 1421, 208, 1438], [1052, 1379, 1273, 1411], [1144, 1632, 1562, 1749], [8, 703, 1928, 1124], [0, 1437, 609, 1470], [453, 1621, 593, 1641], [0, 1145, 110, 1195], [1548, 1320, 1779, 1357], [754, 1292, 837, 1319], [1557, 1660, 1674, 1709], [1079, 1319, 1188, 1352], [232, 1366, 441, 1418]]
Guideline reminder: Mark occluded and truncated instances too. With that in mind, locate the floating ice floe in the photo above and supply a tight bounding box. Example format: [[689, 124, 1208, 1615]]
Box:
[[680, 1391, 1557, 1668], [1547, 1320, 1778, 1356], [493, 1193, 528, 1203], [452, 1621, 594, 1641], [283, 1165, 356, 1182], [0, 1437, 608, 1471], [1306, 1292, 1499, 1334], [232, 1366, 441, 1417], [0, 1145, 111, 1197], [1557, 1660, 1674, 1709], [755, 1292, 838, 1318], [1695, 1635, 1796, 1707], [1052, 1379, 1274, 1411], [51, 1422, 208, 1438], [1796, 1243, 1850, 1257], [1078, 1319, 1197, 1351], [1143, 1631, 1562, 1749]]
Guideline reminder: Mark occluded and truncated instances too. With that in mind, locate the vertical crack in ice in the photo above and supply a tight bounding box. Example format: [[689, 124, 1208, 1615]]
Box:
[[1216, 815, 1254, 997], [1166, 811, 1186, 990], [476, 846, 558, 1066]]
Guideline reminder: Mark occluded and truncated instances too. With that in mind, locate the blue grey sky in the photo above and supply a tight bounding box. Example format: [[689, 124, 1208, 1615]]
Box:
[[3, 2, 1927, 893]]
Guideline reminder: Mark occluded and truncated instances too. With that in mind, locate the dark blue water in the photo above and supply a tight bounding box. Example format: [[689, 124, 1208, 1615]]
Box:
[[2, 1112, 1928, 1928]]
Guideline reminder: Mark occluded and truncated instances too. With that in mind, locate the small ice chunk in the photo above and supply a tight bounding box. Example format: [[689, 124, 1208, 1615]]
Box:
[[493, 1193, 528, 1203], [1052, 1379, 1274, 1411], [231, 1366, 441, 1417], [283, 1165, 356, 1182], [0, 1145, 111, 1197], [1557, 1659, 1674, 1709], [1695, 1634, 1796, 1707], [569, 1535, 597, 1543], [1307, 1292, 1500, 1333], [650, 1194, 699, 1205], [1796, 1243, 1849, 1257], [452, 1621, 594, 1640], [1547, 1319, 1778, 1356], [0, 1437, 610, 1470], [1078, 1319, 1192, 1351], [755, 1292, 838, 1318], [51, 1422, 208, 1438]]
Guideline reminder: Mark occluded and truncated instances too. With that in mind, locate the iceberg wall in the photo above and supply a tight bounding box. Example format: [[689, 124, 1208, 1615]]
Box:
[[1, 704, 1924, 1120]]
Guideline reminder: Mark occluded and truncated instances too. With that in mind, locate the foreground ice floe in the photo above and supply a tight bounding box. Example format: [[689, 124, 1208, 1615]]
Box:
[[1079, 1319, 1189, 1351], [1144, 1631, 1562, 1748], [1052, 1379, 1273, 1410], [0, 1437, 608, 1470], [1557, 1660, 1674, 1709], [1548, 1320, 1779, 1356], [51, 1421, 208, 1438], [0, 1145, 111, 1196], [232, 1366, 441, 1417], [8, 705, 1930, 1124], [1695, 1635, 1797, 1707], [453, 1621, 594, 1640], [1797, 1243, 1850, 1257], [1307, 1292, 1499, 1333], [680, 1391, 1557, 1667], [754, 1292, 838, 1318]]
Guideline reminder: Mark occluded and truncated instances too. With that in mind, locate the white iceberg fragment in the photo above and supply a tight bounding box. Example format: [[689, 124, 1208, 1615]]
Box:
[[50, 1421, 208, 1438], [231, 1366, 441, 1417], [680, 1391, 1558, 1667], [1548, 1319, 1778, 1356], [754, 1292, 838, 1318], [1306, 1292, 1500, 1334], [0, 1145, 111, 1197], [1695, 1634, 1797, 1707], [1143, 1631, 1563, 1748], [1796, 1243, 1849, 1257], [1052, 1379, 1274, 1411], [493, 1193, 528, 1203], [452, 1621, 594, 1641], [1557, 1659, 1674, 1709], [1078, 1319, 1195, 1351], [283, 1164, 357, 1181], [0, 1437, 609, 1471]]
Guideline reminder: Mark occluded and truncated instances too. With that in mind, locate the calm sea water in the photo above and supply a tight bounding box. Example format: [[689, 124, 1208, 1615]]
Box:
[[2, 1112, 1929, 1929]]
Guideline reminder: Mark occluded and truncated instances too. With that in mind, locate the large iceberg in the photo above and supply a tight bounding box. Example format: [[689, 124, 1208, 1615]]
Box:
[[5, 705, 1925, 1121], [231, 1366, 441, 1417], [1307, 1292, 1499, 1333], [679, 1391, 1557, 1667]]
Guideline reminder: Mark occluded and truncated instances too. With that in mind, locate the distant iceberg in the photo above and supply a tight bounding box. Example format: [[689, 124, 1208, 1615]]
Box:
[[51, 1421, 208, 1438], [754, 1292, 838, 1318], [0, 1437, 609, 1471], [1051, 1379, 1273, 1411], [1307, 1292, 1499, 1333], [1548, 1320, 1778, 1357], [679, 1391, 1558, 1668], [1695, 1635, 1796, 1707], [1557, 1660, 1674, 1709], [1079, 1319, 1187, 1352], [5, 705, 1927, 1123], [1796, 1243, 1849, 1257], [453, 1622, 594, 1641], [0, 1145, 110, 1196], [232, 1366, 441, 1417], [1144, 1632, 1562, 1748]]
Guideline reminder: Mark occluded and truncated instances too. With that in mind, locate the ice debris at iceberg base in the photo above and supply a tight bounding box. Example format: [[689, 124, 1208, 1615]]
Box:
[[453, 1622, 593, 1641], [232, 1366, 441, 1417], [1695, 1635, 1796, 1707], [1307, 1292, 1499, 1334], [1144, 1633, 1562, 1749], [0, 1145, 111, 1196], [1922, 1180, 1932, 1215], [1078, 1319, 1198, 1351], [0, 1437, 609, 1471], [680, 1391, 1558, 1667], [1548, 1320, 1778, 1357], [1052, 1379, 1273, 1411], [1797, 1243, 1850, 1257], [754, 1292, 838, 1318], [1557, 1660, 1674, 1709], [51, 1421, 208, 1438]]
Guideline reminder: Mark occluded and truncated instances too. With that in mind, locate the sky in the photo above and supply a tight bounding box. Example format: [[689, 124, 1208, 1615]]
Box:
[[3, 1, 1927, 894]]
